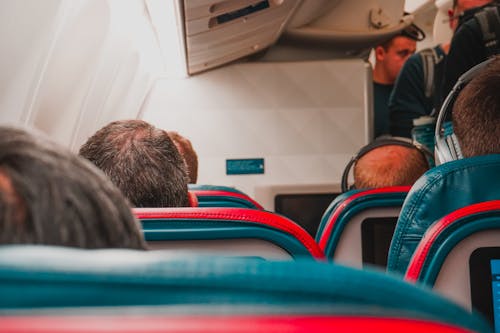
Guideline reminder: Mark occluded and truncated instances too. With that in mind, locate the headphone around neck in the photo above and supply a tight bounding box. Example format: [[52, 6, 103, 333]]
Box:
[[434, 58, 495, 165], [341, 136, 434, 192]]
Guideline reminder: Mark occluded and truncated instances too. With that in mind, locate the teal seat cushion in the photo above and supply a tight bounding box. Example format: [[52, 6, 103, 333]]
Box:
[[0, 245, 491, 333]]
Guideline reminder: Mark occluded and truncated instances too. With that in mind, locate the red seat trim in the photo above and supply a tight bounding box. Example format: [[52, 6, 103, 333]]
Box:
[[405, 200, 500, 281], [134, 207, 324, 259], [190, 190, 264, 210], [0, 315, 473, 333], [318, 186, 411, 249], [187, 191, 199, 207]]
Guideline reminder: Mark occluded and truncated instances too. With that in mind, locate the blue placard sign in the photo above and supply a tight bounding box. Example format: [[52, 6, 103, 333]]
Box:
[[226, 158, 264, 175]]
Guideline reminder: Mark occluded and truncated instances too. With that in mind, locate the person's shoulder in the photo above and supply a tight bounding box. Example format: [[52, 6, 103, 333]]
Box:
[[408, 46, 443, 66], [450, 16, 482, 48], [434, 44, 446, 57], [399, 50, 425, 74], [456, 10, 483, 35], [406, 51, 423, 65]]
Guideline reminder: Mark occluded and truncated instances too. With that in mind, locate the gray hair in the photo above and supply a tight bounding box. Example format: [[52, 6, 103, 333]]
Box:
[[0, 126, 146, 249], [79, 120, 189, 207]]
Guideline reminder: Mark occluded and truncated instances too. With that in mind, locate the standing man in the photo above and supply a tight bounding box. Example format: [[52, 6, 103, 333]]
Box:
[[388, 0, 481, 138], [372, 34, 417, 138], [441, 0, 498, 99]]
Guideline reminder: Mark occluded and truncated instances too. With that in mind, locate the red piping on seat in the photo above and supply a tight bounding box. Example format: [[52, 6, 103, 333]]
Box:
[[318, 186, 411, 250], [190, 190, 264, 210], [134, 207, 324, 259], [405, 200, 500, 281], [0, 315, 474, 333], [187, 191, 199, 207]]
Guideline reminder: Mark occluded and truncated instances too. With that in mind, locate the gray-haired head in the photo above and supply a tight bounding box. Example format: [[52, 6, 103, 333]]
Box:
[[79, 120, 189, 207], [0, 126, 146, 249]]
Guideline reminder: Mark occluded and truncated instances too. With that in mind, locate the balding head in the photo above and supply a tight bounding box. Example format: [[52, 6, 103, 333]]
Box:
[[80, 120, 189, 208], [353, 145, 429, 189]]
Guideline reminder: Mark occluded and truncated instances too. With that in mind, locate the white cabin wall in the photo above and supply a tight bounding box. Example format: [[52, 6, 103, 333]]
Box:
[[142, 59, 371, 208], [0, 0, 165, 150], [0, 0, 63, 126]]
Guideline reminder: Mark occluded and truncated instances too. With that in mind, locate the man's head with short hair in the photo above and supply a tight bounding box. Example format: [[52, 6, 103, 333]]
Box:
[[452, 56, 500, 157], [353, 145, 429, 189], [79, 120, 189, 207], [0, 126, 146, 249], [168, 131, 198, 184], [373, 35, 417, 84]]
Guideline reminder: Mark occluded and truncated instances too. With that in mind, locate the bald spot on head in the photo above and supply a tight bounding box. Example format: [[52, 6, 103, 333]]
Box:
[[353, 145, 429, 189]]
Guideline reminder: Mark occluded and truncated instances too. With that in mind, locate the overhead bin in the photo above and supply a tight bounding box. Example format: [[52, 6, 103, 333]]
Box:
[[182, 0, 412, 74], [183, 0, 301, 74], [284, 0, 413, 51]]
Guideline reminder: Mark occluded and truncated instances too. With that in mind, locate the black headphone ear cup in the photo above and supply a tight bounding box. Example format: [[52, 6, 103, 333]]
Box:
[[341, 158, 356, 193]]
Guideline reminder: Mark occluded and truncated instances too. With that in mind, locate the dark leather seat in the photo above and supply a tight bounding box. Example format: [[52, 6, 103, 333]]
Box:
[[404, 200, 500, 310], [387, 155, 500, 275]]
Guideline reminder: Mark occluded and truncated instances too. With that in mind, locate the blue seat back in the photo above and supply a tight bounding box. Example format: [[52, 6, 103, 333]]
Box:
[[0, 245, 491, 333], [404, 201, 500, 311], [188, 184, 263, 209], [135, 207, 324, 259], [316, 187, 409, 267], [387, 155, 500, 275]]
